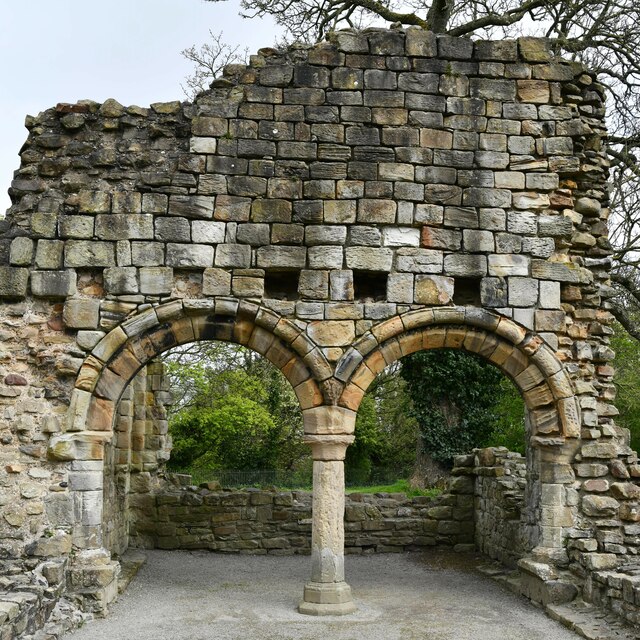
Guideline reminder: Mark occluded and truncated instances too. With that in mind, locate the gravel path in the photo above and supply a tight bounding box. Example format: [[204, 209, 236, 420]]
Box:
[[64, 549, 580, 640]]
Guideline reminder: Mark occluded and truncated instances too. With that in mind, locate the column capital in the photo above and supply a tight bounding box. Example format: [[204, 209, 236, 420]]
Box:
[[302, 405, 357, 436], [303, 434, 355, 460]]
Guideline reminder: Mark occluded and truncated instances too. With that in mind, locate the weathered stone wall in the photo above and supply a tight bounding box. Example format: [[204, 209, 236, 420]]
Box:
[[471, 448, 528, 567], [128, 462, 477, 554], [0, 24, 635, 633]]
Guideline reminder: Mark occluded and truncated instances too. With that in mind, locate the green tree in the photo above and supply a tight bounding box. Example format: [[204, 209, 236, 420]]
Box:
[[165, 342, 306, 472], [401, 349, 524, 475], [169, 395, 278, 470], [610, 322, 640, 451]]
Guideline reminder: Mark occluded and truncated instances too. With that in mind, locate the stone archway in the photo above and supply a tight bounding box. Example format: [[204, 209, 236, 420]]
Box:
[[2, 25, 637, 636], [334, 306, 581, 559], [49, 299, 359, 615]]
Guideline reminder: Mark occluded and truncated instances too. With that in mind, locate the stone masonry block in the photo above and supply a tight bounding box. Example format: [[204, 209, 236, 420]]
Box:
[[31, 270, 77, 298], [299, 270, 329, 299], [202, 268, 232, 296], [387, 273, 414, 303], [166, 244, 214, 268], [257, 246, 307, 269], [63, 299, 100, 329], [443, 254, 487, 277], [35, 240, 64, 269], [346, 247, 393, 272], [10, 237, 34, 265], [139, 268, 173, 296], [415, 275, 454, 305], [65, 241, 115, 268]]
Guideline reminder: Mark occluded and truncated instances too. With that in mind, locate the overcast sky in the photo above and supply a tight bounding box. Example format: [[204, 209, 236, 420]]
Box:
[[0, 1, 282, 215]]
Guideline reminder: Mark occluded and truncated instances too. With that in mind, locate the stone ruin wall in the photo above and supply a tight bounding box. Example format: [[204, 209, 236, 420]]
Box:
[[2, 24, 640, 635], [127, 447, 526, 559]]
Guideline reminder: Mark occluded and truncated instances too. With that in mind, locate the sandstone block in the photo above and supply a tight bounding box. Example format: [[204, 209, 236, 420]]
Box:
[[65, 241, 115, 267], [63, 299, 100, 329], [103, 267, 138, 294], [78, 190, 110, 213], [139, 267, 173, 296], [166, 243, 214, 268], [10, 237, 34, 266], [415, 275, 454, 304], [309, 246, 344, 269], [306, 225, 347, 246], [382, 227, 420, 247], [444, 254, 487, 277], [59, 215, 94, 238], [169, 195, 214, 219], [329, 270, 354, 301], [35, 239, 64, 269], [257, 246, 307, 269], [202, 268, 232, 296], [396, 248, 443, 274], [31, 270, 77, 298], [299, 270, 329, 299], [387, 273, 414, 303], [95, 214, 153, 240], [345, 247, 393, 271], [191, 220, 226, 244], [215, 244, 251, 268], [488, 254, 529, 276]]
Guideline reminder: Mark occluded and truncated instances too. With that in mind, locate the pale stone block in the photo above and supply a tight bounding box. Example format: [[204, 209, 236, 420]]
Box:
[[308, 321, 355, 347], [345, 247, 393, 271], [191, 220, 226, 244], [202, 268, 231, 296], [190, 137, 217, 153], [381, 227, 420, 247], [139, 267, 173, 296], [103, 267, 138, 295], [166, 243, 214, 268], [10, 237, 34, 266], [488, 254, 529, 276], [387, 273, 414, 303], [299, 270, 329, 299], [539, 281, 561, 309], [31, 270, 77, 298]]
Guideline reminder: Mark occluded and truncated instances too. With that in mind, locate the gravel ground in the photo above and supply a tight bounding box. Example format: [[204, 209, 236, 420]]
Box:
[[63, 549, 580, 640]]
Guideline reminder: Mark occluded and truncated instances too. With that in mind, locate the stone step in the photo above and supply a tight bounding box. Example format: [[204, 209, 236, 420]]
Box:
[[117, 551, 147, 595], [546, 602, 638, 640]]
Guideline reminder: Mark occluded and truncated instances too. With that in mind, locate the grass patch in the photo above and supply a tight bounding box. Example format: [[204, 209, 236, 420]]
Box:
[[346, 479, 441, 498]]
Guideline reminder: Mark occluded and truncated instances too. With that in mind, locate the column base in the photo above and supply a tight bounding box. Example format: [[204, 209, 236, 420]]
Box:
[[298, 581, 357, 616]]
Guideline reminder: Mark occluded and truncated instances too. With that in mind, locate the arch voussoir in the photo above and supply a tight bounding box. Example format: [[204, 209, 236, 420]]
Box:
[[336, 307, 578, 441]]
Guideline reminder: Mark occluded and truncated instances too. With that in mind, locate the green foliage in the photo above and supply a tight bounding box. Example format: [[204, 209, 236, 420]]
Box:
[[611, 322, 640, 452], [401, 349, 524, 465], [484, 378, 526, 454], [169, 395, 277, 470], [346, 364, 418, 483], [166, 342, 306, 472]]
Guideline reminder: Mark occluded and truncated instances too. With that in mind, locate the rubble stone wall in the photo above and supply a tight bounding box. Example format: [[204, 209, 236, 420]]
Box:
[[128, 449, 529, 555], [472, 448, 528, 567]]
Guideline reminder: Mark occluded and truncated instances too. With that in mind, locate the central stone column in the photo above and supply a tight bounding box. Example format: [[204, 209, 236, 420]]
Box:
[[299, 406, 357, 615]]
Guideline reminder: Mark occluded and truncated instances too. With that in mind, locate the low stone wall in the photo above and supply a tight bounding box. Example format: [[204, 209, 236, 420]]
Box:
[[129, 479, 476, 554], [587, 558, 640, 626], [471, 448, 528, 568]]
